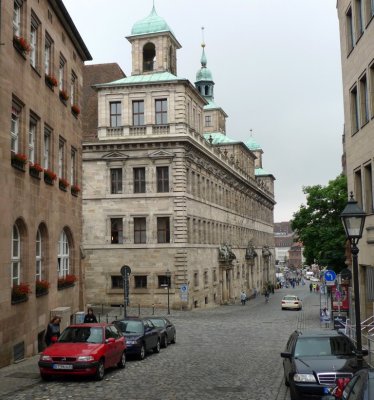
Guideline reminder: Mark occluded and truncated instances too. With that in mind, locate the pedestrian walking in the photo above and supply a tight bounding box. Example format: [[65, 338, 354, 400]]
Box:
[[320, 307, 330, 327], [309, 282, 313, 292], [84, 307, 98, 323], [240, 291, 247, 305], [44, 316, 61, 346]]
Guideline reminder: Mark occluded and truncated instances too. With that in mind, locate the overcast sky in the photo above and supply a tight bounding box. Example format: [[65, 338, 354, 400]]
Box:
[[63, 0, 343, 222]]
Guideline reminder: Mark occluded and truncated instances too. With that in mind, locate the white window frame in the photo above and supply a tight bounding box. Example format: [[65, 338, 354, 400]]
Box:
[[13, 1, 21, 36], [70, 71, 77, 106], [36, 229, 42, 280], [29, 117, 36, 163], [57, 231, 69, 277], [11, 225, 20, 287], [44, 34, 52, 75], [30, 15, 39, 68], [43, 127, 51, 169], [70, 148, 76, 185], [58, 139, 65, 178], [59, 55, 66, 91], [11, 107, 20, 153]]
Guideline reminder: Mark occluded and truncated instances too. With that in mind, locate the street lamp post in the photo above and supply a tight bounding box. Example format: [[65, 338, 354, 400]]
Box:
[[340, 193, 366, 369], [165, 269, 171, 315]]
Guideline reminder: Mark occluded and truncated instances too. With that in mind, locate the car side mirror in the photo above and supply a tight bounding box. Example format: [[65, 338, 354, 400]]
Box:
[[106, 337, 115, 344], [280, 352, 292, 359]]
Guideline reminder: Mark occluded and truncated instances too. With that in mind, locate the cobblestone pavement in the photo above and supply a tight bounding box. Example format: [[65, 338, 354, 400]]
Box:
[[1, 285, 323, 400]]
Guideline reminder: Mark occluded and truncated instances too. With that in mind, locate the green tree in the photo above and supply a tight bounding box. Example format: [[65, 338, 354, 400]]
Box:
[[291, 174, 348, 272]]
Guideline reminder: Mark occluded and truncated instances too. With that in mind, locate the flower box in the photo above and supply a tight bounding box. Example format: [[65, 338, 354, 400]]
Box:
[[58, 274, 77, 290], [44, 169, 57, 185], [13, 36, 30, 54], [29, 162, 43, 179], [71, 104, 80, 116], [59, 178, 70, 191], [59, 90, 69, 103], [11, 152, 27, 171], [71, 184, 81, 196], [35, 280, 50, 297], [45, 74, 58, 89], [11, 283, 31, 304]]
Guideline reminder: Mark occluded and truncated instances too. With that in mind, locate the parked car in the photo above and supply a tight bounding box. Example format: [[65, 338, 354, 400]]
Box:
[[114, 317, 161, 360], [148, 317, 176, 348], [281, 295, 302, 311], [38, 323, 126, 381], [281, 330, 368, 400], [322, 369, 374, 400]]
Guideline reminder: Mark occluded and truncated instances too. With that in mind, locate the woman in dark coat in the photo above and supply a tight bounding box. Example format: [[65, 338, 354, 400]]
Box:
[[45, 316, 61, 346], [84, 307, 98, 323]]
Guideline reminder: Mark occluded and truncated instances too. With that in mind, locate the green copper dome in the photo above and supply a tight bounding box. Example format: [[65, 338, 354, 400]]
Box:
[[196, 47, 213, 82], [245, 137, 262, 151], [131, 6, 172, 36], [203, 132, 234, 145]]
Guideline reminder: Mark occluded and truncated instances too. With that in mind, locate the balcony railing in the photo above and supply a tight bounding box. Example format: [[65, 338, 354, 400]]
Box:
[[107, 127, 124, 137], [129, 126, 146, 136]]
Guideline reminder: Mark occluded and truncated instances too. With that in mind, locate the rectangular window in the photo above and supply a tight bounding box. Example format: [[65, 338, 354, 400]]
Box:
[[13, 0, 22, 36], [350, 85, 360, 133], [359, 74, 369, 125], [355, 169, 363, 208], [134, 275, 147, 288], [111, 168, 122, 194], [58, 138, 65, 178], [205, 115, 212, 127], [111, 275, 123, 289], [155, 99, 167, 124], [194, 272, 199, 287], [70, 71, 77, 106], [36, 231, 41, 281], [30, 13, 40, 69], [134, 217, 146, 244], [43, 126, 51, 169], [70, 148, 77, 185], [157, 166, 169, 192], [133, 167, 146, 193], [204, 271, 208, 285], [59, 54, 66, 91], [356, 0, 364, 37], [132, 100, 144, 126], [370, 64, 374, 119], [346, 7, 355, 53], [44, 33, 52, 75], [110, 102, 121, 127], [111, 218, 123, 244], [11, 104, 20, 153], [364, 164, 373, 213], [213, 269, 217, 282], [28, 115, 37, 163], [158, 275, 171, 288], [157, 217, 170, 243]]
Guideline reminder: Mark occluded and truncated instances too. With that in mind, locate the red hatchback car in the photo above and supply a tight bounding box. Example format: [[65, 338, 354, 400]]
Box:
[[38, 323, 126, 381]]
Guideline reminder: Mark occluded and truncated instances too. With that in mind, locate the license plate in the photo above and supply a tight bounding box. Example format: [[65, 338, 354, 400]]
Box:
[[53, 364, 73, 370]]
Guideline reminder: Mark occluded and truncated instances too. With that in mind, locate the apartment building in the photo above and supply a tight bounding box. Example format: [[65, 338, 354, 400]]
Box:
[[0, 0, 91, 366]]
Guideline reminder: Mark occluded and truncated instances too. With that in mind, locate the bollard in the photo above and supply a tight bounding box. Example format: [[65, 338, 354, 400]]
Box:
[[101, 303, 104, 315], [106, 314, 109, 323], [152, 304, 155, 315], [98, 314, 101, 322]]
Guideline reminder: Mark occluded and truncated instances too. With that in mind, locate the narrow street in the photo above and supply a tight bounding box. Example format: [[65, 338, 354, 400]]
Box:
[[3, 285, 322, 400]]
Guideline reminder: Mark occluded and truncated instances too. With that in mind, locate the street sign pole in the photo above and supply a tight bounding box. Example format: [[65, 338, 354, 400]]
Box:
[[120, 265, 131, 318]]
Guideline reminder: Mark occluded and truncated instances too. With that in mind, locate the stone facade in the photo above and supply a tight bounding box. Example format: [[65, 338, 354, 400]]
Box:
[[337, 1, 374, 319], [0, 0, 91, 366], [82, 6, 275, 310]]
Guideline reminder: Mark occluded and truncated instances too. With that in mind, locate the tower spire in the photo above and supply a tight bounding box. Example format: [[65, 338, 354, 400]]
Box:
[[200, 27, 207, 67]]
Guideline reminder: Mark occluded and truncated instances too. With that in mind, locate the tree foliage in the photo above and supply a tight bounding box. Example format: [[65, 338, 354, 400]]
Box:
[[291, 174, 348, 272]]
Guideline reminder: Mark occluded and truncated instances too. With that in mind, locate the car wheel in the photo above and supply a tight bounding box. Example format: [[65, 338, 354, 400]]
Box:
[[117, 351, 126, 369], [95, 359, 105, 381], [138, 344, 146, 360], [40, 373, 52, 381], [171, 332, 176, 344], [154, 339, 161, 353], [162, 335, 168, 348]]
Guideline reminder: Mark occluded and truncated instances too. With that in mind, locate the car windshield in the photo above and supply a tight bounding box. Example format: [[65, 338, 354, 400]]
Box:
[[58, 327, 103, 344], [295, 337, 355, 357], [150, 319, 165, 328], [117, 320, 143, 334], [284, 296, 297, 301]]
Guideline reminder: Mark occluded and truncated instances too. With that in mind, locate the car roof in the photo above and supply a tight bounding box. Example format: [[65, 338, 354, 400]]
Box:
[[294, 330, 345, 338], [66, 323, 111, 328]]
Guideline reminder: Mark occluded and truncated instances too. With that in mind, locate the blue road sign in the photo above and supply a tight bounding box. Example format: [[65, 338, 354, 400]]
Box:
[[324, 270, 336, 282], [180, 284, 188, 293]]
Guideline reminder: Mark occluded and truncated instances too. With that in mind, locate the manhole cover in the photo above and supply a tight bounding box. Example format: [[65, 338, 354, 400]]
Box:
[[5, 372, 40, 379]]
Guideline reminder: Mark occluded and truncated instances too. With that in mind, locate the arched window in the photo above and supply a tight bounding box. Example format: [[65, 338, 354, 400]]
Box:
[[57, 230, 69, 277], [143, 43, 156, 72], [36, 229, 42, 280], [205, 86, 209, 96], [11, 225, 20, 286]]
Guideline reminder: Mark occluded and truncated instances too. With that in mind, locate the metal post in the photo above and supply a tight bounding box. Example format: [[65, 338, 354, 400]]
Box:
[[123, 276, 127, 318], [167, 284, 170, 315], [351, 242, 363, 369]]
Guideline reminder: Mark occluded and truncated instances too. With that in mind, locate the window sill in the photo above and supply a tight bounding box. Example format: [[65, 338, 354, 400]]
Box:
[[59, 182, 68, 192], [45, 77, 55, 91], [30, 65, 41, 78], [11, 295, 28, 305], [13, 38, 27, 59], [361, 119, 370, 129], [44, 175, 55, 185], [11, 158, 26, 172], [57, 283, 75, 290], [29, 168, 41, 179], [36, 290, 49, 297]]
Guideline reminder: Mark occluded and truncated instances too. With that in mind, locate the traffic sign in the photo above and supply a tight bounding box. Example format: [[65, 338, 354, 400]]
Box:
[[324, 270, 336, 282], [180, 284, 188, 293], [120, 265, 131, 277]]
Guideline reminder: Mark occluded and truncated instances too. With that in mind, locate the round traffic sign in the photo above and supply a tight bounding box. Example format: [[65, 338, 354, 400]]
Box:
[[324, 270, 336, 282]]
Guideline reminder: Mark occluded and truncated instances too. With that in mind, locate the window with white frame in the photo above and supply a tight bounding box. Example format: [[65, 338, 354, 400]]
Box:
[[44, 33, 52, 75], [58, 138, 65, 178], [346, 7, 355, 54], [11, 225, 21, 286], [350, 85, 360, 133], [13, 0, 22, 37], [359, 74, 369, 126], [57, 230, 69, 277], [205, 115, 212, 127], [29, 115, 37, 163], [59, 54, 66, 91], [155, 99, 167, 124], [70, 148, 76, 185], [30, 13, 40, 69], [36, 229, 42, 281], [110, 102, 121, 127], [132, 100, 144, 126], [70, 71, 77, 106], [43, 126, 51, 169], [11, 105, 20, 153]]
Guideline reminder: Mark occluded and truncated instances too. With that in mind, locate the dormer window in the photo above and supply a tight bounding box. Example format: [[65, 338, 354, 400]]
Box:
[[143, 43, 156, 72]]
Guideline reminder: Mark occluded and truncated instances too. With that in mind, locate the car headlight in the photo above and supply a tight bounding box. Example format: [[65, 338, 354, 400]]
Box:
[[293, 374, 317, 383], [40, 355, 52, 362], [77, 356, 94, 362]]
